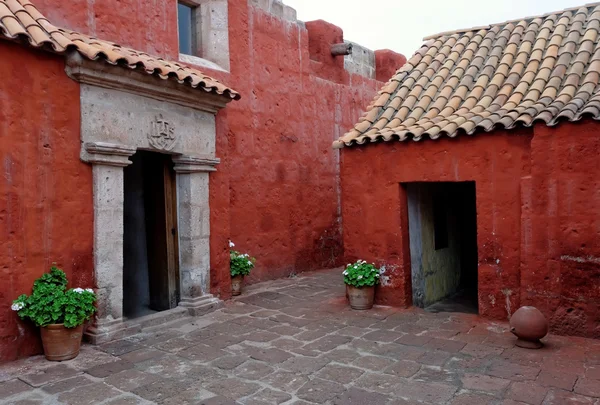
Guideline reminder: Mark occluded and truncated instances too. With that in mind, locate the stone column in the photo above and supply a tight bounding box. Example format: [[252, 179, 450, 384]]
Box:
[[173, 155, 223, 315], [82, 142, 136, 344]]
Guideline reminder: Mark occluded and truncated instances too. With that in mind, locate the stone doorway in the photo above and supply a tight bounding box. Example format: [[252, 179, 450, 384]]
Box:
[[123, 151, 180, 319], [67, 56, 232, 344], [405, 182, 478, 314]]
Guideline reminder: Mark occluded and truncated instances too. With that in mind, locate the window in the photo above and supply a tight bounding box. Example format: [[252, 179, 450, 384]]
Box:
[[176, 0, 230, 71], [178, 2, 197, 56]]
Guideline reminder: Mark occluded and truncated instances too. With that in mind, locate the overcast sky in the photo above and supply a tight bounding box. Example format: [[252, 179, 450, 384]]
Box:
[[283, 0, 586, 57]]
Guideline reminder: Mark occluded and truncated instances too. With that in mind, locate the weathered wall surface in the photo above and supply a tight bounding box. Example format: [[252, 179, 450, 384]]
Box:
[[341, 122, 600, 338], [33, 0, 179, 58], [0, 42, 94, 361], [407, 184, 461, 308], [211, 0, 404, 288], [27, 0, 405, 295], [520, 121, 600, 338], [341, 130, 531, 313], [1, 0, 406, 361]]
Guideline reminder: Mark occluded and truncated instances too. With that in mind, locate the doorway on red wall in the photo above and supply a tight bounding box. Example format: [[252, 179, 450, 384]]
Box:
[[405, 182, 478, 314], [123, 151, 180, 319]]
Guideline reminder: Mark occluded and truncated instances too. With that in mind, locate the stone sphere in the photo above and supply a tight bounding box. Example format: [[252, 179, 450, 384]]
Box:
[[510, 306, 548, 342]]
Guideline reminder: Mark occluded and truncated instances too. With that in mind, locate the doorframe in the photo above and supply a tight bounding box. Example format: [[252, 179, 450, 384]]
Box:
[[69, 57, 232, 344], [164, 159, 181, 309], [400, 181, 479, 312]]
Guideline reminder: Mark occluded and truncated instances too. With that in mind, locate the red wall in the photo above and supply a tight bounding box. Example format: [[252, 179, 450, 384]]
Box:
[[340, 121, 600, 338], [521, 122, 600, 338], [0, 42, 94, 361], [33, 0, 179, 58], [209, 2, 400, 290], [31, 0, 398, 292], [1, 0, 405, 361]]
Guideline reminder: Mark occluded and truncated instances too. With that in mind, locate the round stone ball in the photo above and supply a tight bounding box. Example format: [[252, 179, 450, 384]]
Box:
[[510, 306, 549, 342]]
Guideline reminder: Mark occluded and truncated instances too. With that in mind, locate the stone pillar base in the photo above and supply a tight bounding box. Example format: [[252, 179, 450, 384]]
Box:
[[84, 318, 129, 345], [179, 295, 224, 316]]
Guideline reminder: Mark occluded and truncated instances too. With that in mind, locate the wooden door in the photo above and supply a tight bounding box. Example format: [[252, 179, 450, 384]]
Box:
[[143, 152, 180, 311]]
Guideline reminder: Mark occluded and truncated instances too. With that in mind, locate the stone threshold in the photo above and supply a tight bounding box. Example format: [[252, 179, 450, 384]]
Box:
[[84, 296, 223, 345]]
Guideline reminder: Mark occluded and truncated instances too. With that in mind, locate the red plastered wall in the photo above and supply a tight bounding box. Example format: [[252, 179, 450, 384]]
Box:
[[1, 0, 407, 360], [0, 43, 94, 361], [340, 122, 600, 338]]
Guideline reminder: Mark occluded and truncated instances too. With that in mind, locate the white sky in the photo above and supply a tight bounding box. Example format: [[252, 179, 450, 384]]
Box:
[[283, 0, 586, 57]]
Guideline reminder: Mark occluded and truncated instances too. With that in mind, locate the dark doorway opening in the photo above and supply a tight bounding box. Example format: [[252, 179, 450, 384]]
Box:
[[123, 151, 180, 319], [405, 182, 478, 314]]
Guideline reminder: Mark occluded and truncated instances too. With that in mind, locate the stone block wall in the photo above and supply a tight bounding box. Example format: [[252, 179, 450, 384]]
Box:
[[344, 42, 376, 79], [250, 0, 297, 21]]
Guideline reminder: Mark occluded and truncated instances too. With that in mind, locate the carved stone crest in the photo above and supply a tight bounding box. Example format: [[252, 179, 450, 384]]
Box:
[[149, 115, 177, 151]]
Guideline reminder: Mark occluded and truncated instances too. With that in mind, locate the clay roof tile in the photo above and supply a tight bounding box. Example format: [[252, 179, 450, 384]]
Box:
[[336, 1, 600, 148], [0, 0, 239, 100]]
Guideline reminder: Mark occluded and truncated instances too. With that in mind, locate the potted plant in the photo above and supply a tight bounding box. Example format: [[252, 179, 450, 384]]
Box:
[[230, 241, 256, 296], [343, 260, 381, 310], [11, 265, 96, 361]]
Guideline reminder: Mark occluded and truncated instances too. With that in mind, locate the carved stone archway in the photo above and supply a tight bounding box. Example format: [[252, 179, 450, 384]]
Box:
[[66, 53, 232, 343]]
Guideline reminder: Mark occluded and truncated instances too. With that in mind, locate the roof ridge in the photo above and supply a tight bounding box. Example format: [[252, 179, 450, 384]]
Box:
[[423, 1, 600, 41]]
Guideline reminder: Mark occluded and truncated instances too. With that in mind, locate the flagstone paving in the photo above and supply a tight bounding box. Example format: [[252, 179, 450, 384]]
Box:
[[1, 269, 600, 405]]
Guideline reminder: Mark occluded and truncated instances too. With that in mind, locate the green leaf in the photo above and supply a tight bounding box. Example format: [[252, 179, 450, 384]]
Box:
[[12, 264, 96, 328], [343, 260, 381, 288]]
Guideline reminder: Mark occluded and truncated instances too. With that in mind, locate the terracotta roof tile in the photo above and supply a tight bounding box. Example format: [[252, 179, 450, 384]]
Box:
[[0, 0, 239, 100], [334, 2, 600, 148]]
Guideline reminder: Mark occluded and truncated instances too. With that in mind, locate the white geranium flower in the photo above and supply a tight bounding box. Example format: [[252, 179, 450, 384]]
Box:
[[86, 288, 94, 293], [247, 260, 253, 266], [357, 275, 363, 280], [11, 302, 24, 311], [229, 240, 235, 248], [73, 288, 84, 294], [343, 270, 348, 276]]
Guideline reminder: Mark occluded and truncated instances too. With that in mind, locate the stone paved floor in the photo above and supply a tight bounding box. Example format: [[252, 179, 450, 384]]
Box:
[[1, 268, 600, 405]]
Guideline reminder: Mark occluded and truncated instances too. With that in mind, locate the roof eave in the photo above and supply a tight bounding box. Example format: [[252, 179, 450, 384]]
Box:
[[65, 52, 234, 113]]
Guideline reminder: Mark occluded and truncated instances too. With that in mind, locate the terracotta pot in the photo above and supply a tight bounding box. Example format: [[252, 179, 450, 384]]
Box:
[[346, 285, 375, 310], [40, 324, 84, 361], [510, 306, 548, 349], [231, 275, 244, 296]]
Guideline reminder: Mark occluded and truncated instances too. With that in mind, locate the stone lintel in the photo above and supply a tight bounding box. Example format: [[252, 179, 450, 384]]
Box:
[[179, 295, 224, 316], [82, 142, 136, 167], [65, 52, 230, 114], [173, 155, 221, 173]]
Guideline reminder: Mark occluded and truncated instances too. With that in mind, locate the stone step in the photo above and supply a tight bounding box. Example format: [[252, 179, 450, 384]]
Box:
[[131, 307, 191, 331]]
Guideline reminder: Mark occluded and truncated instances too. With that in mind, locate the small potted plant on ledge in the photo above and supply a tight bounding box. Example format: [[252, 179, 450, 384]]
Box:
[[230, 241, 256, 296], [12, 265, 96, 361], [343, 260, 381, 310]]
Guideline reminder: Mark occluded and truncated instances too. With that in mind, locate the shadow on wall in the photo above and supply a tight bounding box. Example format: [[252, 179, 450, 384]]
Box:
[[406, 182, 478, 313]]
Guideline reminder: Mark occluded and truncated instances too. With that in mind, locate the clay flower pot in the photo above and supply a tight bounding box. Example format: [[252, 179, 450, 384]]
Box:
[[510, 306, 548, 349], [40, 324, 84, 361], [231, 275, 244, 296], [346, 285, 375, 310]]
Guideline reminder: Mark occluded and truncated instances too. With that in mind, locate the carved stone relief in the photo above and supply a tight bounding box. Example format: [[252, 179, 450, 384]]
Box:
[[149, 115, 177, 151]]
